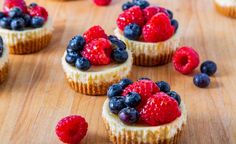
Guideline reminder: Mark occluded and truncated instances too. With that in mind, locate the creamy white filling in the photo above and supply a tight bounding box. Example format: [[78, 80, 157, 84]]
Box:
[[215, 0, 236, 6], [0, 45, 8, 69]]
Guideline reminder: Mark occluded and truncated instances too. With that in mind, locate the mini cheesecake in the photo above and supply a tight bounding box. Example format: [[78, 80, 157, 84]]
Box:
[[0, 38, 9, 83], [214, 0, 236, 18]]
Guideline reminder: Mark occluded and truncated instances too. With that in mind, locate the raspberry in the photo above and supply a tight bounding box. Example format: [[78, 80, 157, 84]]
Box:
[[173, 47, 200, 75], [81, 38, 112, 65], [143, 6, 170, 22], [3, 0, 27, 13], [28, 5, 48, 21], [93, 0, 111, 6], [122, 80, 160, 110], [83, 25, 108, 43], [116, 6, 145, 31], [55, 115, 88, 144], [140, 92, 181, 126], [142, 13, 175, 42]]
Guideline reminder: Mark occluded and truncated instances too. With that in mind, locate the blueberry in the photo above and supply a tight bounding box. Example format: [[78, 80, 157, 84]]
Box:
[[111, 49, 128, 63], [138, 77, 150, 80], [171, 19, 179, 33], [193, 73, 210, 88], [124, 92, 141, 107], [107, 84, 123, 98], [167, 9, 173, 19], [0, 36, 3, 45], [65, 51, 79, 66], [0, 17, 12, 29], [8, 7, 23, 18], [118, 107, 139, 124], [156, 81, 171, 93], [0, 12, 6, 19], [109, 96, 126, 114], [108, 35, 118, 41], [75, 57, 91, 71], [200, 60, 217, 76], [124, 23, 141, 40], [167, 91, 181, 105], [133, 0, 150, 9], [31, 16, 44, 28], [122, 2, 135, 11], [108, 35, 126, 50], [118, 78, 133, 89], [0, 36, 3, 57], [29, 3, 38, 8], [11, 18, 25, 30], [67, 35, 86, 52], [22, 14, 31, 27]]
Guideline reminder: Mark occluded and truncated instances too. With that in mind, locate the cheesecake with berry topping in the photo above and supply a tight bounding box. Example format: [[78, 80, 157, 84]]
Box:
[[102, 78, 187, 144], [0, 36, 9, 83], [0, 0, 53, 54], [214, 0, 236, 18], [115, 1, 181, 66], [61, 26, 133, 96]]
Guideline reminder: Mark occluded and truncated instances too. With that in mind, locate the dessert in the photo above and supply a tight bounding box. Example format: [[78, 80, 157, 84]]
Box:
[[0, 0, 53, 54], [61, 26, 133, 95], [214, 0, 236, 18], [102, 78, 187, 144], [115, 1, 180, 66], [0, 36, 8, 83]]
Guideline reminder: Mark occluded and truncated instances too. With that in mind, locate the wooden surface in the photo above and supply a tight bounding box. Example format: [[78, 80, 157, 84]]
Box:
[[0, 0, 236, 143]]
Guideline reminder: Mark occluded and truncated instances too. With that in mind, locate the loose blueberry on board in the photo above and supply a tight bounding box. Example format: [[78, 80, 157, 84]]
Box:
[[109, 96, 126, 114], [167, 9, 173, 19], [65, 51, 79, 66], [118, 107, 139, 124], [0, 12, 5, 19], [75, 57, 91, 71], [200, 60, 217, 76], [111, 49, 128, 63], [124, 23, 141, 40], [22, 14, 31, 26], [122, 2, 134, 11], [31, 16, 44, 28], [29, 3, 38, 8], [156, 81, 171, 93], [132, 0, 150, 9], [193, 73, 210, 88], [68, 35, 86, 52], [107, 84, 123, 98], [8, 7, 23, 18], [171, 19, 179, 33], [124, 92, 141, 107], [118, 78, 133, 89], [167, 91, 181, 105], [0, 17, 12, 29], [11, 18, 25, 30]]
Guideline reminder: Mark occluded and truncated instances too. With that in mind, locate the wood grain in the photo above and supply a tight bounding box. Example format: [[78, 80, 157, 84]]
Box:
[[0, 0, 236, 144]]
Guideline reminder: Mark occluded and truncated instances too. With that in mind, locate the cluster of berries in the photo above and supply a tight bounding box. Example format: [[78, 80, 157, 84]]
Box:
[[107, 78, 182, 126], [65, 26, 129, 70], [0, 0, 48, 31], [117, 1, 178, 42], [173, 46, 217, 88], [0, 37, 3, 57]]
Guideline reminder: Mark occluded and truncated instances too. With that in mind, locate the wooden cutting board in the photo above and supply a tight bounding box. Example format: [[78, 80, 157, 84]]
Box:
[[0, 0, 235, 143]]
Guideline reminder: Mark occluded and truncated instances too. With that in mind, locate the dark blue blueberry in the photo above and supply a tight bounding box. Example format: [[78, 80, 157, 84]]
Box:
[[111, 49, 128, 63], [167, 9, 173, 19], [133, 0, 150, 9], [200, 60, 217, 76], [0, 36, 3, 45], [31, 16, 44, 28], [0, 36, 3, 57], [107, 84, 123, 98], [138, 77, 150, 80], [193, 73, 210, 88], [108, 35, 118, 41], [167, 91, 181, 105], [0, 12, 6, 19], [22, 14, 31, 27], [75, 57, 91, 71], [124, 23, 141, 40], [0, 17, 12, 29], [118, 107, 139, 124], [109, 96, 126, 114], [67, 35, 86, 52], [122, 2, 135, 11], [8, 7, 23, 18], [65, 51, 79, 66], [11, 18, 25, 30], [124, 92, 141, 107], [156, 81, 171, 93], [108, 35, 126, 50], [171, 19, 179, 33], [29, 3, 38, 8], [118, 78, 133, 89]]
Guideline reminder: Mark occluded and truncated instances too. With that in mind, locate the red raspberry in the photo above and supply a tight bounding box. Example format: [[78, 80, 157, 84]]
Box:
[[140, 92, 181, 126], [143, 6, 169, 22], [55, 115, 88, 144], [81, 38, 112, 65], [28, 5, 48, 21], [173, 46, 200, 75], [93, 0, 111, 6], [116, 6, 145, 31], [122, 80, 160, 110], [83, 25, 108, 43], [142, 13, 174, 42], [3, 0, 27, 13]]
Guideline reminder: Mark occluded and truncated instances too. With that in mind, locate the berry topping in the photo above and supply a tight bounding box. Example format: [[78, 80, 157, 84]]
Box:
[[167, 91, 181, 105], [0, 17, 12, 29], [124, 92, 141, 107], [119, 107, 139, 124], [138, 77, 151, 80], [67, 35, 86, 52], [140, 92, 181, 126], [111, 48, 128, 63], [75, 57, 91, 71], [29, 3, 37, 8], [156, 81, 171, 93], [118, 78, 133, 89], [65, 51, 79, 66], [132, 0, 150, 9], [124, 23, 141, 40], [193, 73, 210, 88], [109, 96, 126, 114], [28, 5, 48, 21], [107, 84, 123, 98], [81, 38, 112, 65], [93, 0, 111, 6], [55, 115, 88, 144], [83, 25, 108, 43], [3, 0, 27, 13], [10, 17, 25, 30], [142, 13, 175, 42], [173, 47, 200, 75], [122, 2, 135, 11], [22, 14, 31, 26], [200, 60, 217, 76], [0, 36, 3, 57], [31, 16, 44, 28], [108, 35, 126, 50], [0, 12, 6, 19], [166, 9, 173, 19], [171, 19, 179, 33], [8, 7, 23, 18], [116, 6, 145, 31], [143, 6, 170, 22]]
